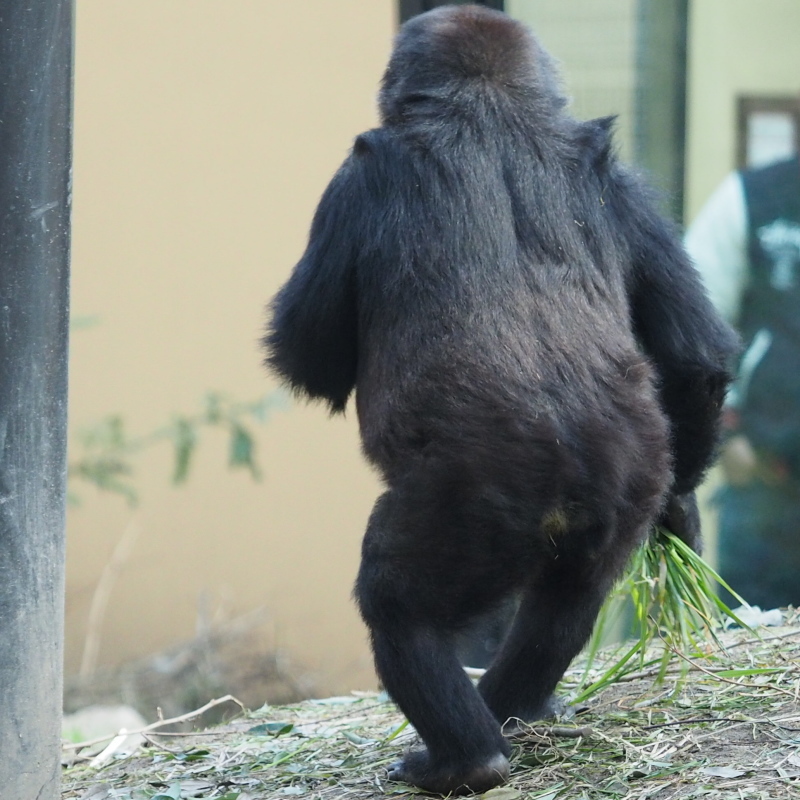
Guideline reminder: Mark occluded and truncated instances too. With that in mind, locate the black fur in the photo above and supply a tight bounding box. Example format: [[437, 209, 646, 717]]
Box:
[[265, 6, 738, 795]]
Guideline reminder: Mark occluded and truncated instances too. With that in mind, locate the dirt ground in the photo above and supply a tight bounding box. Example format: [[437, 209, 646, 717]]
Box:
[[62, 620, 800, 800]]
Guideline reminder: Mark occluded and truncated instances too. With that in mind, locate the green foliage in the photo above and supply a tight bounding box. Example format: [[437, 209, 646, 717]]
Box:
[[574, 528, 750, 702], [68, 392, 286, 506]]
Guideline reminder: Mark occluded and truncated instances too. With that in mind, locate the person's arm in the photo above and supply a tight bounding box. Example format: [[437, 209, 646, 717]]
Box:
[[684, 172, 749, 324]]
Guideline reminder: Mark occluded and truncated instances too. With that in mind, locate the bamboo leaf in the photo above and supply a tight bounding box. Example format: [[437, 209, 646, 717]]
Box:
[[172, 417, 197, 484]]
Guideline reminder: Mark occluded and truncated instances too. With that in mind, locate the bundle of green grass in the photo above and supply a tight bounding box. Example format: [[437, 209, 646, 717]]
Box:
[[572, 528, 750, 702]]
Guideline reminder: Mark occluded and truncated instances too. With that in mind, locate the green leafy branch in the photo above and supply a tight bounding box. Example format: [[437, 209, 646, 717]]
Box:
[[68, 391, 287, 506]]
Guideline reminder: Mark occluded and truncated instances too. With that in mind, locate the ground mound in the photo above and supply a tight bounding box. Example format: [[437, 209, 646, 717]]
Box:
[[63, 617, 800, 800]]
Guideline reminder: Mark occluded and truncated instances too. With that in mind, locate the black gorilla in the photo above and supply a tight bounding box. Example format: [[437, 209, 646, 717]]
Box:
[[265, 6, 737, 794]]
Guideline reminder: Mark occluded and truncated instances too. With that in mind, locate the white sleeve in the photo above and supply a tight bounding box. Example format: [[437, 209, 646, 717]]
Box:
[[684, 172, 748, 324]]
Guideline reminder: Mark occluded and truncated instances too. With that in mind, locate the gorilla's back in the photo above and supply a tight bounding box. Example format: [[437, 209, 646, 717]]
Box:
[[352, 124, 663, 487]]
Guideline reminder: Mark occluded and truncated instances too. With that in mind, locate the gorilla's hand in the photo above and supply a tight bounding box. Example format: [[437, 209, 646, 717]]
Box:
[[657, 491, 702, 554]]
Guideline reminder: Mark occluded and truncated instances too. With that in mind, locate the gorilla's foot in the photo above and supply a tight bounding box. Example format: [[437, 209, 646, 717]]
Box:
[[497, 693, 575, 735], [387, 748, 509, 795]]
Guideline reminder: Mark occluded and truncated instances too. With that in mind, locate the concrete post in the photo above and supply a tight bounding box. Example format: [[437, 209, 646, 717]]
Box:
[[0, 2, 73, 797]]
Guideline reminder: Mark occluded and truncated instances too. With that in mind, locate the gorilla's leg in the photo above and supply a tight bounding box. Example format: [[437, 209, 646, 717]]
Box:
[[355, 492, 511, 795], [372, 626, 510, 793], [478, 521, 642, 728]]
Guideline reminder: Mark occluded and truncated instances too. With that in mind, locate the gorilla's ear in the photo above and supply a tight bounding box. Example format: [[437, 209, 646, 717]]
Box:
[[577, 116, 616, 170]]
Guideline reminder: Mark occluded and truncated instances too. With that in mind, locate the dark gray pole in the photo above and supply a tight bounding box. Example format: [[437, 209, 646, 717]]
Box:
[[0, 2, 73, 798]]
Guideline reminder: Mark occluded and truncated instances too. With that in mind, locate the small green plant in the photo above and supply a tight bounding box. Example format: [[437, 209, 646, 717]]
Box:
[[574, 528, 750, 702], [68, 391, 286, 506]]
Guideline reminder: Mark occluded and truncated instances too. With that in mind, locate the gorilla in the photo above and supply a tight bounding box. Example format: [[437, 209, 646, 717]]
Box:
[[265, 6, 737, 794]]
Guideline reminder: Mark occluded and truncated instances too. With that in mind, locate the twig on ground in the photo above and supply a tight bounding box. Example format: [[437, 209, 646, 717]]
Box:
[[62, 694, 245, 752], [88, 731, 135, 768], [140, 732, 183, 755], [641, 716, 741, 729], [505, 721, 593, 742], [662, 638, 799, 700]]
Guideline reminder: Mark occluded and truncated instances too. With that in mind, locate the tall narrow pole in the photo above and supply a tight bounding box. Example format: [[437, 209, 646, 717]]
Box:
[[0, 3, 73, 798]]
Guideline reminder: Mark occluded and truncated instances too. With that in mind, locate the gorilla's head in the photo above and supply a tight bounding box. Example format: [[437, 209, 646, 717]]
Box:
[[379, 5, 566, 123]]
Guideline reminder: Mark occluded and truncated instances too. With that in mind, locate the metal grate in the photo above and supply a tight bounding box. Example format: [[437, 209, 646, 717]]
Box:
[[399, 1, 504, 25]]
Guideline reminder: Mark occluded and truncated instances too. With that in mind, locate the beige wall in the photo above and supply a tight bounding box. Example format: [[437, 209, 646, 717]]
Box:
[[71, 0, 800, 699], [68, 1, 395, 694], [685, 0, 800, 221]]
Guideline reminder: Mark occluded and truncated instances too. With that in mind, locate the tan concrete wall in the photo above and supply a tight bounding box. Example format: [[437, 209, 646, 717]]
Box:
[[685, 0, 800, 221], [67, 1, 395, 695]]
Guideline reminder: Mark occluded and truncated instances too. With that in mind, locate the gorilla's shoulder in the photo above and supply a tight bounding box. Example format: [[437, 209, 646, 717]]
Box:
[[353, 128, 393, 157]]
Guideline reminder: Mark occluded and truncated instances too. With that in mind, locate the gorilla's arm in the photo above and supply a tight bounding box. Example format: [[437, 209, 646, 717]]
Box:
[[609, 167, 740, 496], [264, 159, 362, 413]]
